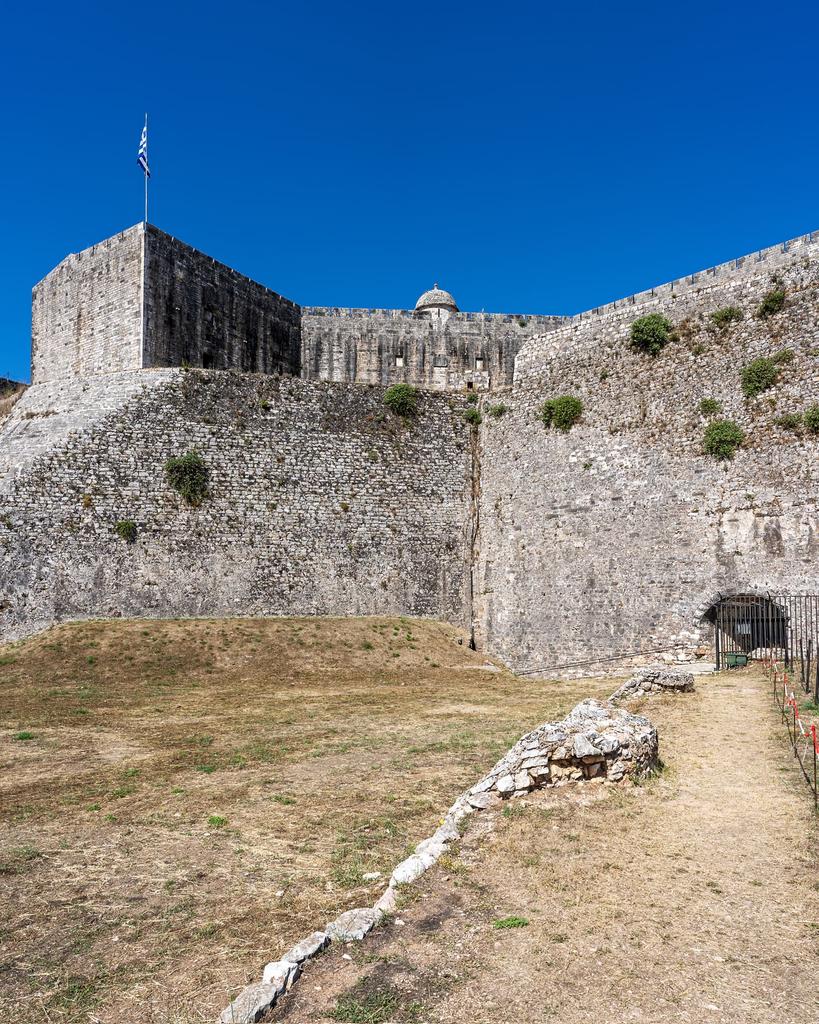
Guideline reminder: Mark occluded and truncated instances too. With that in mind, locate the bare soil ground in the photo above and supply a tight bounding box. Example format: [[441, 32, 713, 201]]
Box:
[[0, 616, 612, 1023], [270, 668, 819, 1024]]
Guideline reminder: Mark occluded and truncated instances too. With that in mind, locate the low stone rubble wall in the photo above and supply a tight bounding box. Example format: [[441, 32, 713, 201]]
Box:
[[609, 668, 695, 703], [218, 698, 659, 1023]]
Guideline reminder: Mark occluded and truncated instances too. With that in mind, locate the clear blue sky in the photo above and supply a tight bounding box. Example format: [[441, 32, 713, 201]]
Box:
[[2, 0, 817, 382]]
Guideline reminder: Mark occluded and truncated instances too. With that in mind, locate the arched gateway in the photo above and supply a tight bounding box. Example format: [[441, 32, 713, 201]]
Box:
[[703, 594, 788, 669]]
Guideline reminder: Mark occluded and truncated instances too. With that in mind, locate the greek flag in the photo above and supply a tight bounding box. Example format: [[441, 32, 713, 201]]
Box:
[[137, 120, 150, 177]]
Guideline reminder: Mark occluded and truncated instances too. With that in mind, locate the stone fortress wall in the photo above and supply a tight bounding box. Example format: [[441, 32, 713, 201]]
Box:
[[5, 224, 819, 672], [0, 373, 473, 641], [301, 308, 565, 391], [31, 226, 144, 383], [475, 231, 819, 674]]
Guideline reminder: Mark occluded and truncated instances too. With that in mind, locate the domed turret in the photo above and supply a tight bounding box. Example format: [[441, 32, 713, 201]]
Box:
[[414, 283, 458, 318]]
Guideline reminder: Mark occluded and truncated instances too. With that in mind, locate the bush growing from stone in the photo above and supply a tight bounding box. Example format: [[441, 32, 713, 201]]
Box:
[[540, 395, 583, 432], [630, 314, 675, 356], [465, 391, 479, 404], [383, 383, 417, 417], [165, 450, 209, 505], [703, 419, 744, 460], [775, 413, 803, 431], [487, 403, 508, 418], [756, 288, 786, 318], [740, 356, 781, 398], [699, 398, 721, 417], [805, 405, 819, 434], [115, 519, 137, 543], [710, 305, 744, 329], [463, 407, 482, 426]]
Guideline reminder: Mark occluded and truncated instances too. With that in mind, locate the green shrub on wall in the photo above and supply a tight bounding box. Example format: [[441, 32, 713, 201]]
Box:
[[115, 519, 137, 543], [540, 395, 583, 432], [740, 356, 783, 398], [165, 451, 209, 505], [698, 398, 722, 417], [383, 383, 418, 417], [463, 407, 483, 426], [703, 419, 744, 460], [487, 403, 508, 418], [756, 288, 786, 318], [710, 306, 744, 329], [630, 314, 675, 356], [805, 405, 819, 434], [774, 413, 803, 431]]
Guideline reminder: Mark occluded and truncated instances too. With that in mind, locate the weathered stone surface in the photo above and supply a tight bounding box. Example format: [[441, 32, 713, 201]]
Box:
[[374, 886, 398, 913], [261, 959, 300, 991], [282, 931, 328, 965], [391, 851, 436, 886], [476, 698, 657, 795], [0, 372, 472, 643], [218, 983, 278, 1024], [610, 669, 696, 703], [325, 908, 382, 942]]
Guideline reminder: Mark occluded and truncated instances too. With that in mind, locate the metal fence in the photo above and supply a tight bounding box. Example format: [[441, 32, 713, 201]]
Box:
[[767, 657, 819, 809], [711, 594, 819, 700]]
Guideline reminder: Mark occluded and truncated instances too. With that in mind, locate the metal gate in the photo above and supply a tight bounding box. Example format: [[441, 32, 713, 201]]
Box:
[[708, 593, 819, 698]]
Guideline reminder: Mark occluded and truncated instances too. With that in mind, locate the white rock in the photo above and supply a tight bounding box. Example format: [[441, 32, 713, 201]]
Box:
[[218, 983, 277, 1023], [374, 886, 398, 913], [496, 775, 515, 795], [362, 871, 381, 882], [513, 770, 532, 791], [391, 851, 435, 886], [467, 791, 493, 809], [261, 959, 299, 992], [282, 931, 329, 964], [325, 908, 382, 942]]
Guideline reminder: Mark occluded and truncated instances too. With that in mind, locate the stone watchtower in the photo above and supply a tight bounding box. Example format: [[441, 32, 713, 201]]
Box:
[[414, 284, 459, 323]]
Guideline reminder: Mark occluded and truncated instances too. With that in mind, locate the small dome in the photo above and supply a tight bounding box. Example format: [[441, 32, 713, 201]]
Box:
[[415, 283, 458, 313]]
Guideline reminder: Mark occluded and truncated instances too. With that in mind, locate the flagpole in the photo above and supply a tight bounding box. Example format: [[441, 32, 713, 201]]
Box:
[[144, 113, 149, 224]]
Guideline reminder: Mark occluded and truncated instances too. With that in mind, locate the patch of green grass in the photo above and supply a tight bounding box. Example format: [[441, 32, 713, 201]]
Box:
[[487, 402, 508, 418], [208, 815, 228, 828], [493, 915, 530, 929], [271, 794, 296, 805], [0, 844, 42, 875], [330, 987, 415, 1023], [804, 404, 819, 434], [12, 730, 35, 741]]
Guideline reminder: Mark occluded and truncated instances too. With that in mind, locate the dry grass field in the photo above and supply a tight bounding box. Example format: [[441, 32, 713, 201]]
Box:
[[273, 669, 819, 1024], [0, 616, 613, 1023]]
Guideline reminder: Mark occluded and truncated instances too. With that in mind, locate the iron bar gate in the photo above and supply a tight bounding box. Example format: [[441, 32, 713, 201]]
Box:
[[713, 593, 819, 701]]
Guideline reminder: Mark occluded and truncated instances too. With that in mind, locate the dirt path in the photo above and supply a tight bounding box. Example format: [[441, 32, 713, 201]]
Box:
[[270, 670, 819, 1023]]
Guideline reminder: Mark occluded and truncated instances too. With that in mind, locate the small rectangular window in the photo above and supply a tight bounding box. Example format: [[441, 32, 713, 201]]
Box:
[[475, 358, 484, 371], [395, 355, 404, 368], [202, 352, 214, 369]]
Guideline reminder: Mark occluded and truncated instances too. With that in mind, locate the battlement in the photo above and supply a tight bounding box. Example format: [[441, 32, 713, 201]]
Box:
[[568, 230, 819, 324]]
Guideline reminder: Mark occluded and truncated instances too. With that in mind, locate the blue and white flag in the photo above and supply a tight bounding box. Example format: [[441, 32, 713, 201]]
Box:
[[137, 120, 150, 177]]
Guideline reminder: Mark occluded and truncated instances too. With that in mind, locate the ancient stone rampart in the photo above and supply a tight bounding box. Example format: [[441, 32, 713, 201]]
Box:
[[143, 226, 301, 375], [0, 372, 472, 641], [301, 308, 565, 391], [475, 233, 819, 675], [31, 226, 144, 384]]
